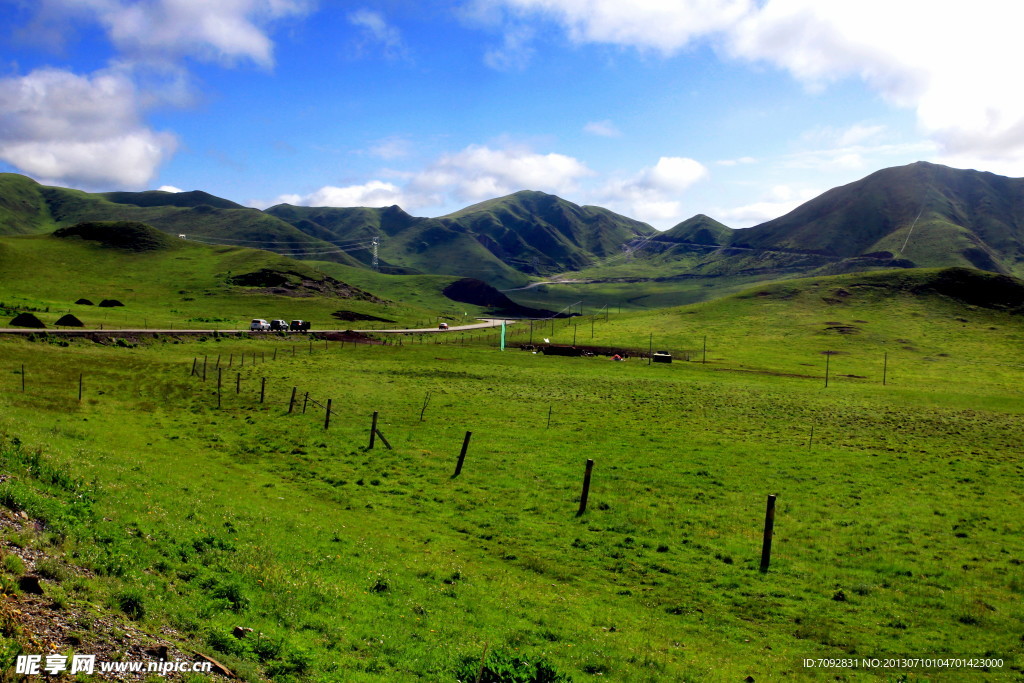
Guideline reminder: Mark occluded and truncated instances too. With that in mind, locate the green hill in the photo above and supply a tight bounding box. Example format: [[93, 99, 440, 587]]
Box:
[[730, 161, 1024, 276], [0, 226, 463, 329], [268, 191, 654, 288], [0, 174, 364, 267]]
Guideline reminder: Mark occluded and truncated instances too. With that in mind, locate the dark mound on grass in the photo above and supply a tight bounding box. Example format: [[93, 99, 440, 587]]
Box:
[[443, 278, 558, 317], [75, 298, 94, 305], [230, 269, 385, 301], [55, 314, 84, 327], [98, 299, 124, 308], [10, 312, 45, 328], [53, 221, 177, 252], [908, 268, 1024, 312], [331, 310, 395, 323]]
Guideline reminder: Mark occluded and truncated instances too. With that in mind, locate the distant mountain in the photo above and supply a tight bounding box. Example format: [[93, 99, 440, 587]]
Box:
[[6, 162, 1024, 293], [0, 174, 364, 267], [730, 162, 1024, 277], [268, 190, 655, 288]]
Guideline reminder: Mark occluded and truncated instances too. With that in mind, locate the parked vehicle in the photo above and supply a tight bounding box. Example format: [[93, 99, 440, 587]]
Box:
[[270, 319, 288, 331], [438, 322, 449, 330], [290, 320, 311, 332], [250, 319, 270, 331]]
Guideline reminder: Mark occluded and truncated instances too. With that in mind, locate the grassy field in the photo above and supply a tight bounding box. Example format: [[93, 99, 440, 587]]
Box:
[[0, 268, 1021, 681], [0, 232, 492, 331]]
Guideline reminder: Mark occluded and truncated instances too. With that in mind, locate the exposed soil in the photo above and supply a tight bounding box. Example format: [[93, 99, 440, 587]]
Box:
[[230, 269, 385, 302], [0, 507, 231, 680]]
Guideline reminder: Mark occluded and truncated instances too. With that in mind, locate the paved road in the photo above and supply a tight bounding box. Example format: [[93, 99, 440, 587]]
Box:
[[0, 319, 519, 336]]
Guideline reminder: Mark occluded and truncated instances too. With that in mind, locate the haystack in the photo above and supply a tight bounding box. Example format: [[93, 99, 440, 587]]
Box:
[[9, 313, 45, 328], [75, 298, 94, 305], [55, 314, 84, 327], [98, 299, 124, 307]]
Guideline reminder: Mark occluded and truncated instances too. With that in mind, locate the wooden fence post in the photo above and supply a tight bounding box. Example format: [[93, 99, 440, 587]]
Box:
[[78, 373, 83, 401], [260, 377, 266, 404], [576, 459, 595, 516], [453, 431, 472, 477], [217, 368, 222, 409], [302, 392, 309, 414], [760, 494, 777, 573], [369, 411, 378, 449], [288, 387, 297, 414], [325, 399, 332, 430]]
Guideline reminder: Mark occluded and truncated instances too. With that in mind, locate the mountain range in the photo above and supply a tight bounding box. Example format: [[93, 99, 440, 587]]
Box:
[[2, 161, 1023, 287]]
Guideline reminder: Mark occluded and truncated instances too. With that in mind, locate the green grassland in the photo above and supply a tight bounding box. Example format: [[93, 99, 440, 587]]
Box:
[[0, 268, 1021, 681], [0, 231, 494, 330]]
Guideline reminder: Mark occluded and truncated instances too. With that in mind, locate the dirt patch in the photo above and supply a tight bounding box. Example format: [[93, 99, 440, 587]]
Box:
[[323, 330, 383, 344], [231, 269, 385, 302], [824, 325, 860, 335], [0, 508, 230, 680]]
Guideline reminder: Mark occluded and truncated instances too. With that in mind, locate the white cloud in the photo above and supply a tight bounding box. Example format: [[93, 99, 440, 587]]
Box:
[[0, 68, 177, 188], [583, 120, 621, 137], [485, 0, 751, 54], [482, 1, 1024, 167], [349, 8, 408, 61], [716, 156, 756, 166], [265, 180, 408, 208], [596, 156, 708, 225], [483, 24, 535, 71], [410, 144, 593, 202], [717, 185, 820, 227], [41, 0, 312, 66], [366, 136, 412, 160], [158, 185, 184, 192]]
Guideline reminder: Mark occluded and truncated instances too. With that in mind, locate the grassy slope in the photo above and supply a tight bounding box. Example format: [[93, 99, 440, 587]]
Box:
[[0, 268, 1020, 680], [0, 233, 449, 329]]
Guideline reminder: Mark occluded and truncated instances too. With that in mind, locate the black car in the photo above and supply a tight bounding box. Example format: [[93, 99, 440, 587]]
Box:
[[270, 319, 288, 331], [290, 320, 310, 332]]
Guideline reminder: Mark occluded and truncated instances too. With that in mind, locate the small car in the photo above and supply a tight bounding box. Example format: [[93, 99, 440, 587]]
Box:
[[250, 319, 270, 331], [290, 320, 310, 332], [438, 322, 449, 330], [270, 319, 288, 331]]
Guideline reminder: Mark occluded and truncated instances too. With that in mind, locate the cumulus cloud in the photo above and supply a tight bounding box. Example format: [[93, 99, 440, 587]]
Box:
[[38, 0, 312, 66], [264, 180, 408, 209], [481, 1, 1024, 166], [0, 68, 177, 188], [596, 156, 708, 225], [158, 184, 184, 192], [410, 144, 593, 202], [583, 120, 621, 137]]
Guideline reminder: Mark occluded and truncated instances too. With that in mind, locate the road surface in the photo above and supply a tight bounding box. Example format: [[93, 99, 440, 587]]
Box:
[[0, 319, 518, 336]]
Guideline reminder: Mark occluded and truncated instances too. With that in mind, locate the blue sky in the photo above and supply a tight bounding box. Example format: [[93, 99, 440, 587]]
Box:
[[2, 1, 1021, 228]]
